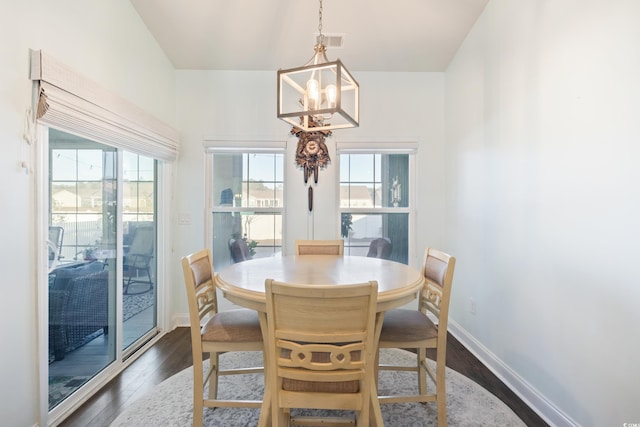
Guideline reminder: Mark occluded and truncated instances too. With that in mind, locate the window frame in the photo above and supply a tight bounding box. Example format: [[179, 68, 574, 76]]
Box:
[[336, 142, 417, 264], [205, 141, 287, 268]]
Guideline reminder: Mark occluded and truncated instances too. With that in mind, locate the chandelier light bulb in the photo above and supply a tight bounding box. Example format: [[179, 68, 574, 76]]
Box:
[[325, 84, 337, 108], [306, 79, 320, 109]]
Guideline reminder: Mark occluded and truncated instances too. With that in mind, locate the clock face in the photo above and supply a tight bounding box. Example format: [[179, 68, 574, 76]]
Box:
[[305, 140, 319, 155]]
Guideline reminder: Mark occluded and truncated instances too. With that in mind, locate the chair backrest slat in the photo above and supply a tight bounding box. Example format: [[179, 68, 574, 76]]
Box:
[[295, 239, 344, 255], [419, 248, 456, 323], [181, 249, 218, 331], [265, 279, 378, 386]]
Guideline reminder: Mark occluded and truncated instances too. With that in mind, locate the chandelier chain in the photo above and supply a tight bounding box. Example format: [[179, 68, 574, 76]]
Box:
[[318, 0, 324, 44]]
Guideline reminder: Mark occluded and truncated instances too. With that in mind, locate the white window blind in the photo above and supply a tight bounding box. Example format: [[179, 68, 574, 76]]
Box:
[[336, 141, 418, 154], [204, 139, 287, 153], [29, 50, 179, 161]]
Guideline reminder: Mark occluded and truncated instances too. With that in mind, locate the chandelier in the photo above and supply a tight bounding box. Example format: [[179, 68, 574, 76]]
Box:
[[277, 0, 359, 132]]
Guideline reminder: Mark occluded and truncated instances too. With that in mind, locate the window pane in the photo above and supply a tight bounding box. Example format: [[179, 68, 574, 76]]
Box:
[[339, 183, 379, 208], [123, 181, 155, 214], [52, 183, 79, 211], [76, 182, 102, 210], [342, 213, 409, 264], [386, 154, 409, 208], [137, 156, 155, 181], [213, 153, 243, 207], [246, 153, 279, 182], [77, 150, 104, 181], [246, 182, 283, 208], [340, 155, 349, 181], [340, 153, 409, 208], [212, 212, 282, 270], [345, 154, 377, 182], [123, 151, 139, 181], [52, 150, 77, 181]]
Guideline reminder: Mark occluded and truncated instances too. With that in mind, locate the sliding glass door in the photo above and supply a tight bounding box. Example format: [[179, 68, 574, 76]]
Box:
[[47, 129, 158, 412]]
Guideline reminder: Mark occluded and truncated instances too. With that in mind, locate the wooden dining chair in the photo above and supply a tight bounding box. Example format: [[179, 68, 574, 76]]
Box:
[[376, 247, 456, 427], [181, 248, 264, 427], [294, 239, 344, 255], [264, 279, 383, 427]]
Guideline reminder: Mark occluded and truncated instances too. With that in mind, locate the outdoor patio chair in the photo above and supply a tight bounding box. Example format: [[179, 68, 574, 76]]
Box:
[[48, 226, 64, 261], [229, 237, 252, 263], [366, 238, 392, 259], [123, 224, 154, 295]]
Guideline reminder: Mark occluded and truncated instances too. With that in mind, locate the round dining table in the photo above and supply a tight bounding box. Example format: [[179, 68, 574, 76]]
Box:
[[215, 254, 424, 427], [215, 254, 425, 313]]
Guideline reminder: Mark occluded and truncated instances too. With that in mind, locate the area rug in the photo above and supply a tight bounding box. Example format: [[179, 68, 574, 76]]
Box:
[[110, 349, 525, 426], [123, 290, 155, 321], [49, 375, 90, 409]]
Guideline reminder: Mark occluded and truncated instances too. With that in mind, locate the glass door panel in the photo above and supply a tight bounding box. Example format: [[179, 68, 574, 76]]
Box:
[[122, 152, 157, 351], [48, 132, 117, 410]]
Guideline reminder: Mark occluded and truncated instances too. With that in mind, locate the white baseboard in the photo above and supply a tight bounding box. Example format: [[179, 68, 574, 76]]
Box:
[[172, 313, 189, 329], [448, 319, 577, 427]]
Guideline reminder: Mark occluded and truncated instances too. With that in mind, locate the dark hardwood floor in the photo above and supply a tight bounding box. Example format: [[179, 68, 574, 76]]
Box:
[[59, 327, 548, 427]]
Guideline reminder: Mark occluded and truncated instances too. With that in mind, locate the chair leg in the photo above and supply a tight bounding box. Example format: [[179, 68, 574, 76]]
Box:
[[282, 408, 291, 427], [193, 400, 204, 427], [437, 398, 447, 427], [271, 406, 283, 427], [193, 353, 205, 427], [258, 399, 271, 427], [357, 407, 370, 427], [369, 382, 384, 427], [271, 376, 286, 427], [418, 348, 428, 395], [123, 275, 132, 295], [144, 266, 154, 291], [436, 349, 447, 427], [208, 352, 219, 400], [123, 272, 153, 295]]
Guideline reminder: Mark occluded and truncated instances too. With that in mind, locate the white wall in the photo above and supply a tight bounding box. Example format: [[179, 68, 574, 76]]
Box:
[[173, 70, 445, 313], [0, 1, 175, 426], [445, 1, 640, 425], [9, 1, 632, 425]]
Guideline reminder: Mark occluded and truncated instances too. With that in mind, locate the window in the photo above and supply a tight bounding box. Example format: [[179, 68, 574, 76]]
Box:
[[209, 149, 285, 270], [338, 147, 414, 264]]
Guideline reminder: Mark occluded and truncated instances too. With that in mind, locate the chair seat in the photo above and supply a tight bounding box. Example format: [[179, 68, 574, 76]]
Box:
[[202, 309, 263, 343], [379, 308, 438, 344]]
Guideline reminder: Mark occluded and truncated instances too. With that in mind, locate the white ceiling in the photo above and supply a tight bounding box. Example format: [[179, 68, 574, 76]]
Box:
[[129, 0, 489, 72]]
